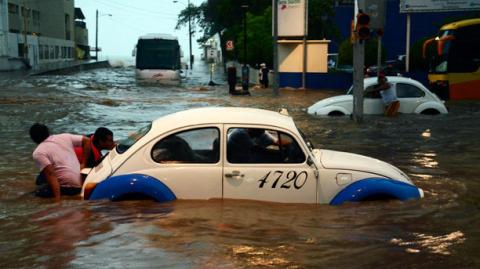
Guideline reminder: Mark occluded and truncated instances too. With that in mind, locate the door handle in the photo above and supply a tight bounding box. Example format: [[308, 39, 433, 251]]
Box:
[[225, 170, 244, 180]]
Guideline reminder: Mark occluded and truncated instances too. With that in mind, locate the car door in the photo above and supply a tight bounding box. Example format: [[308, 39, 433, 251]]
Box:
[[363, 84, 385, 114], [138, 125, 223, 200], [223, 125, 318, 204], [395, 82, 426, 113]]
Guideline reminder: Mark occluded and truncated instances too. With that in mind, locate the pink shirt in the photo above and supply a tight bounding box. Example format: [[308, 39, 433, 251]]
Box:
[[32, 134, 83, 188]]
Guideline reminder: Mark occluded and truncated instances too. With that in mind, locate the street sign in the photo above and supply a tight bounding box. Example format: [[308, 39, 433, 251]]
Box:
[[226, 40, 234, 51], [365, 0, 385, 29], [400, 0, 480, 13]]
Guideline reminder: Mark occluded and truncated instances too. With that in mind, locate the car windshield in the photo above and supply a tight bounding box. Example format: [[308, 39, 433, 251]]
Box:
[[116, 123, 152, 154]]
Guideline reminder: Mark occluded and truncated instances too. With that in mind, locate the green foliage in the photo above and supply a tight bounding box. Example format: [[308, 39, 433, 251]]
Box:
[[307, 0, 341, 42], [234, 8, 273, 66], [338, 38, 386, 67], [176, 0, 339, 67]]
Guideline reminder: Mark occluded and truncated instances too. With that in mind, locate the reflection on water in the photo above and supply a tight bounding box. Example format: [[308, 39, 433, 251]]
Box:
[[0, 64, 479, 268], [391, 231, 466, 255]]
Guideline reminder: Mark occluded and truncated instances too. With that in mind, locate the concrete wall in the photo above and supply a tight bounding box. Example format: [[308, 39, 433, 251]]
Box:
[[38, 0, 74, 40], [74, 22, 88, 46], [0, 0, 8, 56], [279, 40, 329, 73], [277, 40, 331, 89], [6, 0, 40, 34]]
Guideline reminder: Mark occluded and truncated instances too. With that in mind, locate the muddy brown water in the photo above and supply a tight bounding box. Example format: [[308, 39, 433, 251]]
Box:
[[0, 64, 479, 268]]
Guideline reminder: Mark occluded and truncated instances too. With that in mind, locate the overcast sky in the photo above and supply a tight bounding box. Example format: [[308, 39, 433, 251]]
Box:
[[75, 0, 204, 60]]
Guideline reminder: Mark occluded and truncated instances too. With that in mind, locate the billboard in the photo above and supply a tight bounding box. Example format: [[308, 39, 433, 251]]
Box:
[[400, 0, 480, 13], [276, 0, 307, 37]]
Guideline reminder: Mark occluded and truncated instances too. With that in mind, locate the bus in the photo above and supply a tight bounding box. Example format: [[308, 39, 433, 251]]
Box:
[[423, 18, 480, 100], [133, 34, 182, 83]]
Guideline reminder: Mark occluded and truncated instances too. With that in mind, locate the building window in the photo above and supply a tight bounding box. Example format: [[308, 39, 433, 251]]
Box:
[[32, 10, 40, 25], [65, 14, 71, 40], [18, 43, 25, 57], [50, 46, 54, 59], [21, 7, 31, 18], [39, 45, 43, 59], [8, 3, 18, 14]]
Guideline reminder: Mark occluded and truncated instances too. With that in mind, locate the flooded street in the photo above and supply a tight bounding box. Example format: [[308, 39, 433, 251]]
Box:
[[1, 62, 479, 268]]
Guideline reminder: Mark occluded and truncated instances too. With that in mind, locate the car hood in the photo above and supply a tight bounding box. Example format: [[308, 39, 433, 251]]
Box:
[[307, 95, 352, 113], [315, 149, 412, 184]]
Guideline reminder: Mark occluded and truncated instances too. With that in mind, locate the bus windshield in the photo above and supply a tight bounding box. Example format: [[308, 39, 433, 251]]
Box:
[[136, 39, 180, 70]]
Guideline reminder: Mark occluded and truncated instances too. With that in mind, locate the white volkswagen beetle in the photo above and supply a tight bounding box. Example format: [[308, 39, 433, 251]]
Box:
[[82, 107, 423, 205], [308, 77, 448, 116]]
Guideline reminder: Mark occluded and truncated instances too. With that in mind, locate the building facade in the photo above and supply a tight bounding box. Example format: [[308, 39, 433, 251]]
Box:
[[0, 0, 82, 71]]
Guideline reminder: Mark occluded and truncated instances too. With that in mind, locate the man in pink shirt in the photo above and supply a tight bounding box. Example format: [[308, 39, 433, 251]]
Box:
[[30, 123, 91, 201]]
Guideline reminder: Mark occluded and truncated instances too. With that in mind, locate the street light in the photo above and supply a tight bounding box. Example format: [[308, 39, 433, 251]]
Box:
[[241, 4, 249, 93], [95, 10, 112, 60], [173, 0, 193, 70]]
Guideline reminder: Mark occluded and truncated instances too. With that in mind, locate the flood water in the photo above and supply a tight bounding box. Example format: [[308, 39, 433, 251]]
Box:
[[0, 61, 479, 268]]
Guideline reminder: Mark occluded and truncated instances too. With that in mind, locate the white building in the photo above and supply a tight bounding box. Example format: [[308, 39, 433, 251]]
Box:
[[0, 0, 80, 71]]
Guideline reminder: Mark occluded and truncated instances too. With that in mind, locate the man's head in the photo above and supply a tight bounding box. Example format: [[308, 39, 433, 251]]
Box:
[[93, 127, 115, 150], [29, 123, 50, 144], [378, 73, 387, 83]]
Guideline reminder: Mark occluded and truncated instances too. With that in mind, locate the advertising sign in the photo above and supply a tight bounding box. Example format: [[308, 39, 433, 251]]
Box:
[[276, 0, 307, 37], [400, 0, 480, 13]]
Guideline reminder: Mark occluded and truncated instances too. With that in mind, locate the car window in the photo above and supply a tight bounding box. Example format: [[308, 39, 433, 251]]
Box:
[[227, 127, 305, 164], [116, 123, 151, 154], [152, 128, 220, 164], [364, 85, 381, 98], [396, 83, 425, 98]]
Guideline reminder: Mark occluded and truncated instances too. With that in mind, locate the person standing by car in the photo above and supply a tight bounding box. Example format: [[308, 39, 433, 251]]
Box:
[[372, 73, 400, 117], [75, 127, 116, 168], [30, 123, 91, 201]]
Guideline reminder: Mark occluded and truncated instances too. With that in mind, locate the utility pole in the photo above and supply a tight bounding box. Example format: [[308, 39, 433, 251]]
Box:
[[241, 4, 249, 93], [22, 1, 29, 61], [95, 9, 98, 60], [301, 0, 308, 89], [188, 0, 193, 69], [352, 0, 365, 123], [272, 0, 279, 96]]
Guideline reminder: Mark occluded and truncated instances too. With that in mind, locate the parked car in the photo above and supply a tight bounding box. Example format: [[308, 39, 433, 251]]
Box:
[[307, 77, 448, 116], [81, 107, 423, 205]]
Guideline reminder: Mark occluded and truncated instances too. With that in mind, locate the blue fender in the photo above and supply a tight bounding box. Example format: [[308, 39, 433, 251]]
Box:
[[88, 174, 176, 202], [330, 178, 423, 205]]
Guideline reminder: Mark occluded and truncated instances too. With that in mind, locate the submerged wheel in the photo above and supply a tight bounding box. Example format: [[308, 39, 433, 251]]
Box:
[[420, 109, 440, 115], [328, 111, 345, 116]]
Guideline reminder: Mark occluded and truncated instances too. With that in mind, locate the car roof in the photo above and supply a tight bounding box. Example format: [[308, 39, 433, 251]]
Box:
[[151, 107, 297, 133], [364, 76, 424, 87]]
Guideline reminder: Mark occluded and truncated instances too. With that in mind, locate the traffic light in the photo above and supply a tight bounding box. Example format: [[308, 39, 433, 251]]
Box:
[[356, 12, 370, 41]]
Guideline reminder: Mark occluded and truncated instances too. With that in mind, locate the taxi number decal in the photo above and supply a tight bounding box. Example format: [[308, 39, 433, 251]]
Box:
[[258, 171, 307, 189]]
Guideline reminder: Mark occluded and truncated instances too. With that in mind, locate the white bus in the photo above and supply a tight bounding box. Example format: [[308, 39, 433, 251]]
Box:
[[133, 34, 182, 83]]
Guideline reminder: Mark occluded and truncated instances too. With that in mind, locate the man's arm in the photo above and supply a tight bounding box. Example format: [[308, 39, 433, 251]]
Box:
[[42, 164, 61, 201], [80, 136, 91, 169]]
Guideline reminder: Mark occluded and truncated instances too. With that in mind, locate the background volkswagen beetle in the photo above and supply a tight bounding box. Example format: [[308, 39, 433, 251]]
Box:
[[82, 107, 423, 205], [307, 77, 448, 116]]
